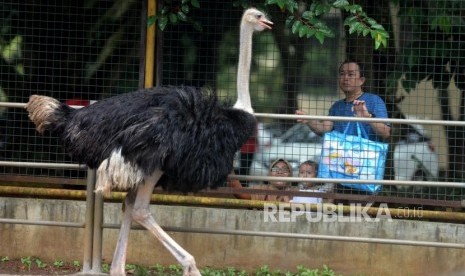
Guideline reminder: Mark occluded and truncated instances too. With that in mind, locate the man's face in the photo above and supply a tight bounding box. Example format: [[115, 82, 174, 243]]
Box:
[[338, 63, 365, 94]]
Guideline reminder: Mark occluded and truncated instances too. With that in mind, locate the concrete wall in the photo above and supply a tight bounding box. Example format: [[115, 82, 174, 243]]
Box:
[[1, 197, 465, 276]]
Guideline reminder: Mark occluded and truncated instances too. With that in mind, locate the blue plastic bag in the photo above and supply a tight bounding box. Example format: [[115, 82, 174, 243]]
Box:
[[317, 122, 388, 193]]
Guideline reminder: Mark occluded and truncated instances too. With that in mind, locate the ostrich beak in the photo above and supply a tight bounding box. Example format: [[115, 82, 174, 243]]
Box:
[[259, 18, 273, 29]]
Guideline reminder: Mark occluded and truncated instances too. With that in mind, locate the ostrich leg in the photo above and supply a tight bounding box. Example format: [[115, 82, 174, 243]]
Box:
[[132, 170, 201, 276], [109, 189, 137, 275]]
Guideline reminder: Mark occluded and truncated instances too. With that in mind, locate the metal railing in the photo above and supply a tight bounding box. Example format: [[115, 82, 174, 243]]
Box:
[[2, 100, 465, 274]]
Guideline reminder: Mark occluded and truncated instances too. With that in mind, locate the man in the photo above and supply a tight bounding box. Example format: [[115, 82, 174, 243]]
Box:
[[296, 60, 390, 141]]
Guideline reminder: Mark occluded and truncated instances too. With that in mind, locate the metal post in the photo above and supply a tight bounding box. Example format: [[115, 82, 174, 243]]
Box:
[[144, 0, 156, 88], [91, 190, 104, 273], [82, 169, 96, 273]]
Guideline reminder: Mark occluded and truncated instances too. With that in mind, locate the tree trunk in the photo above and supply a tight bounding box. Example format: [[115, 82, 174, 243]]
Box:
[[269, 10, 305, 115]]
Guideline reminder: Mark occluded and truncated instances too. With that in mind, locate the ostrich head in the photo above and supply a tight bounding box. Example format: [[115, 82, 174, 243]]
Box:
[[234, 8, 273, 114], [242, 8, 273, 31]]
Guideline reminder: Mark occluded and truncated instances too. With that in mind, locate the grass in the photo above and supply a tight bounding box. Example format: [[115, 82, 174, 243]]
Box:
[[0, 256, 344, 275]]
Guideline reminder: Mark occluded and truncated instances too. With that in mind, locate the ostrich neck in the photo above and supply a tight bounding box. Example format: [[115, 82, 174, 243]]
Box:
[[234, 25, 253, 114]]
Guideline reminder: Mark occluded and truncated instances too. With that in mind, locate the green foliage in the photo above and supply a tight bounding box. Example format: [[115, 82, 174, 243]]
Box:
[[53, 259, 64, 268], [0, 3, 24, 75], [168, 264, 183, 273], [148, 0, 387, 48], [339, 3, 388, 49], [20, 256, 32, 271], [202, 266, 245, 276], [102, 263, 110, 273], [4, 259, 344, 276], [266, 0, 299, 13], [265, 0, 388, 48], [147, 0, 202, 31], [122, 263, 150, 276], [131, 264, 149, 276], [151, 263, 166, 274], [34, 258, 47, 269], [125, 263, 137, 270], [296, 264, 340, 276], [1, 256, 9, 262]]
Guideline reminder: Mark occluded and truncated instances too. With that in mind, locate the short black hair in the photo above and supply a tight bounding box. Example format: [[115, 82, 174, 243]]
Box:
[[299, 160, 318, 172], [339, 60, 365, 78]]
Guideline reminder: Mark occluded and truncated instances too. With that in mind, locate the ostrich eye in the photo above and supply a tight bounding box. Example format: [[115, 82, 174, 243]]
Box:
[[256, 14, 262, 19]]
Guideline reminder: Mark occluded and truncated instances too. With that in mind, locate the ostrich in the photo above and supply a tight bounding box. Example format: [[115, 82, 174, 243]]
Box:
[[25, 8, 272, 276]]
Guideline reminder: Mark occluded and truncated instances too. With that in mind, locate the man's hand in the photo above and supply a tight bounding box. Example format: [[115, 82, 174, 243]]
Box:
[[352, 100, 371, 117]]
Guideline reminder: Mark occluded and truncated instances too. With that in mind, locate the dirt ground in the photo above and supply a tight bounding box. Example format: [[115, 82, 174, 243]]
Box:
[[0, 258, 81, 275]]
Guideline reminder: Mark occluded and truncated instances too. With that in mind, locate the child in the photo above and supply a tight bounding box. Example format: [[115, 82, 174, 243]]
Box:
[[292, 160, 333, 203]]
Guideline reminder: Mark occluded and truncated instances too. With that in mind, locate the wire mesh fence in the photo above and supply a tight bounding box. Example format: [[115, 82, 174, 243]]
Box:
[[0, 1, 142, 182], [0, 1, 464, 209]]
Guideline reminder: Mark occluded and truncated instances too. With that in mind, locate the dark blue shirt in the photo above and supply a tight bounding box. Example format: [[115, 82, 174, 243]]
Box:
[[329, 92, 389, 142]]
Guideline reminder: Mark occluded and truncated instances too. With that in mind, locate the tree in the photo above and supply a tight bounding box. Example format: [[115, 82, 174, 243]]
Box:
[[152, 0, 389, 114], [387, 0, 465, 181]]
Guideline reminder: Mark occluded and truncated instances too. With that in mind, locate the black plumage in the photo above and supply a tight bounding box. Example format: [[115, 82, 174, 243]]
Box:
[[34, 86, 255, 192]]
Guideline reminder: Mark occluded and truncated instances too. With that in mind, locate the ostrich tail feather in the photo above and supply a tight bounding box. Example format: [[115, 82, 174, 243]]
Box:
[[25, 95, 72, 135]]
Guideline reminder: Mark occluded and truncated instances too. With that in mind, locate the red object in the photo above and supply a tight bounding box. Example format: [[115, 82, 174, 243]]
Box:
[[66, 98, 90, 107], [240, 125, 258, 153]]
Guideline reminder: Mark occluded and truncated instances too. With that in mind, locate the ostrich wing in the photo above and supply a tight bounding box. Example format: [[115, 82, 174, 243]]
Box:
[[63, 86, 255, 192]]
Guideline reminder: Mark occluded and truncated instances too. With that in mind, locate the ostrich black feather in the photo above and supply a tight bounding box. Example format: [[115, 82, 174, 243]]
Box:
[[29, 86, 256, 192]]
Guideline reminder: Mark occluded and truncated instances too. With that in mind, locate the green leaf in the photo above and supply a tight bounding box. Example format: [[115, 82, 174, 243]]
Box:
[[313, 3, 330, 16], [181, 4, 189, 14], [301, 11, 313, 21], [298, 26, 308, 38], [177, 11, 187, 22], [306, 28, 316, 38], [286, 0, 299, 13], [147, 15, 156, 27], [291, 20, 302, 34], [362, 28, 370, 36], [266, 0, 286, 10], [348, 22, 361, 34], [343, 15, 357, 26], [348, 4, 363, 13], [315, 31, 325, 44], [158, 15, 168, 31], [190, 0, 200, 8], [332, 0, 349, 8], [371, 23, 384, 31], [169, 13, 178, 24], [365, 17, 377, 26]]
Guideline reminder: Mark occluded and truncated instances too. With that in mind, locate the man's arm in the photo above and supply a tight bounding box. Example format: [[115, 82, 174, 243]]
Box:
[[353, 100, 391, 140], [295, 110, 333, 136]]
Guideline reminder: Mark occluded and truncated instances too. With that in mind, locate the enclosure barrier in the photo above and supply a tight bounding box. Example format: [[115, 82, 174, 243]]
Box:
[[1, 101, 465, 273]]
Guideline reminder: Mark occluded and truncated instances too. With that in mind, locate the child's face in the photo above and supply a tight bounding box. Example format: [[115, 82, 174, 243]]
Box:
[[299, 164, 316, 178]]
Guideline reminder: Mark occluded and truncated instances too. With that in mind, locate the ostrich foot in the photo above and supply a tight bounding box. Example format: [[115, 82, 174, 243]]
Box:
[[182, 262, 201, 276], [109, 266, 125, 276]]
